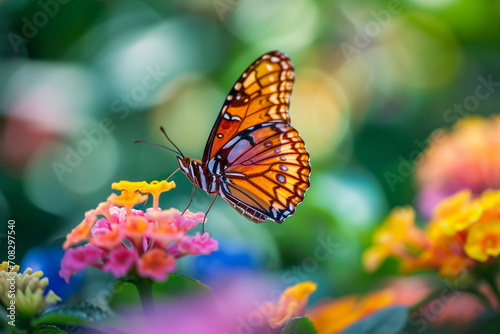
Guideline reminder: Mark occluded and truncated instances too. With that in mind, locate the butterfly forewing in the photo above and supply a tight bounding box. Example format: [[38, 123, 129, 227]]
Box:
[[203, 51, 294, 163]]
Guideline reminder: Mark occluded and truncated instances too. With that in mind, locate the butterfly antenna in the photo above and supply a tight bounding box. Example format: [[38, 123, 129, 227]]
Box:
[[132, 140, 181, 156], [160, 126, 184, 158]]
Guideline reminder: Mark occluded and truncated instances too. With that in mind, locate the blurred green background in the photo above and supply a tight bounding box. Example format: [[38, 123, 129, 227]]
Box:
[[1, 0, 500, 302]]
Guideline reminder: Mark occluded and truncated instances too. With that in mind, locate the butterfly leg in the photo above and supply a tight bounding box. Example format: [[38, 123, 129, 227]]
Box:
[[182, 182, 196, 214], [202, 195, 218, 233]]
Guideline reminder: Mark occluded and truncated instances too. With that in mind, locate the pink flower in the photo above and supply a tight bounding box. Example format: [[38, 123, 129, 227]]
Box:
[[109, 206, 127, 224], [103, 247, 137, 278], [91, 218, 112, 235], [136, 249, 176, 282], [416, 116, 500, 217], [180, 211, 205, 231], [180, 232, 219, 256], [91, 222, 124, 249], [60, 180, 218, 283], [59, 244, 104, 283], [148, 209, 183, 244]]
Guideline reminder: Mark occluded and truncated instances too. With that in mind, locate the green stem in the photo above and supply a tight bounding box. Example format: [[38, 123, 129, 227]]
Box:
[[134, 278, 154, 312], [484, 274, 500, 308]]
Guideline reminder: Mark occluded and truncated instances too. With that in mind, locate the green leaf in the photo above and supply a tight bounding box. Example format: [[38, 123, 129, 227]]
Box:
[[109, 274, 211, 310], [153, 274, 211, 298], [108, 281, 141, 309], [339, 306, 408, 334], [34, 325, 68, 334], [32, 303, 110, 327], [281, 317, 317, 334]]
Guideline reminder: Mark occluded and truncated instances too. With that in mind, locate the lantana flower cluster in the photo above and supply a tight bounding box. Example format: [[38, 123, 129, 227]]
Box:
[[417, 115, 500, 217], [364, 189, 500, 278], [1, 262, 61, 318], [59, 180, 218, 283]]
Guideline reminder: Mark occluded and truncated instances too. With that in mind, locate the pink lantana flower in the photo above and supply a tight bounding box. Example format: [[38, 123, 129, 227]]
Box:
[[103, 247, 137, 277], [59, 244, 104, 283], [59, 180, 218, 283], [180, 232, 219, 256], [136, 249, 176, 282]]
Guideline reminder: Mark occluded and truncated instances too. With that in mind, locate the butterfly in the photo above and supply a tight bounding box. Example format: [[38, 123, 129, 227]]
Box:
[[160, 51, 310, 226]]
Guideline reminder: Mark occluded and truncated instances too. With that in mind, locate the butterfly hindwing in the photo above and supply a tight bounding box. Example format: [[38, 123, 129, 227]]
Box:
[[213, 122, 310, 223], [202, 51, 294, 163]]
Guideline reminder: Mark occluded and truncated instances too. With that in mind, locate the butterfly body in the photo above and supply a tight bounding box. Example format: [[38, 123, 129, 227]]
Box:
[[177, 51, 311, 224], [178, 156, 218, 195]]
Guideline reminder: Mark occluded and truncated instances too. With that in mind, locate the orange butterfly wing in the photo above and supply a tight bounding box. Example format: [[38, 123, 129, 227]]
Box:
[[204, 51, 310, 223], [202, 51, 294, 163], [217, 123, 310, 223]]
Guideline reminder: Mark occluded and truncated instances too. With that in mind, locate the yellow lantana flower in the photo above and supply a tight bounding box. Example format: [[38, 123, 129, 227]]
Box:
[[464, 221, 500, 262], [363, 207, 425, 272], [432, 190, 482, 236], [255, 281, 317, 329]]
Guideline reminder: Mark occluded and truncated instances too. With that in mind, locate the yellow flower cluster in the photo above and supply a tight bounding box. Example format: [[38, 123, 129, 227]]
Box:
[[64, 180, 176, 249], [0, 262, 61, 318], [364, 189, 500, 278]]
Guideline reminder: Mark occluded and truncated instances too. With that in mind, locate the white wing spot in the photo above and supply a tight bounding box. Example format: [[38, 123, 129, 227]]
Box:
[[227, 95, 233, 101], [271, 56, 280, 62], [276, 174, 286, 183], [223, 113, 231, 120], [234, 82, 242, 91]]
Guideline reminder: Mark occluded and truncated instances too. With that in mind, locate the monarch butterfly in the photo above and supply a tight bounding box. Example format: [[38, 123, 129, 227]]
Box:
[[140, 51, 310, 228]]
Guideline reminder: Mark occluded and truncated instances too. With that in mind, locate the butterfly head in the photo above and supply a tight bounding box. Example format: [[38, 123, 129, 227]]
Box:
[[177, 156, 201, 181]]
